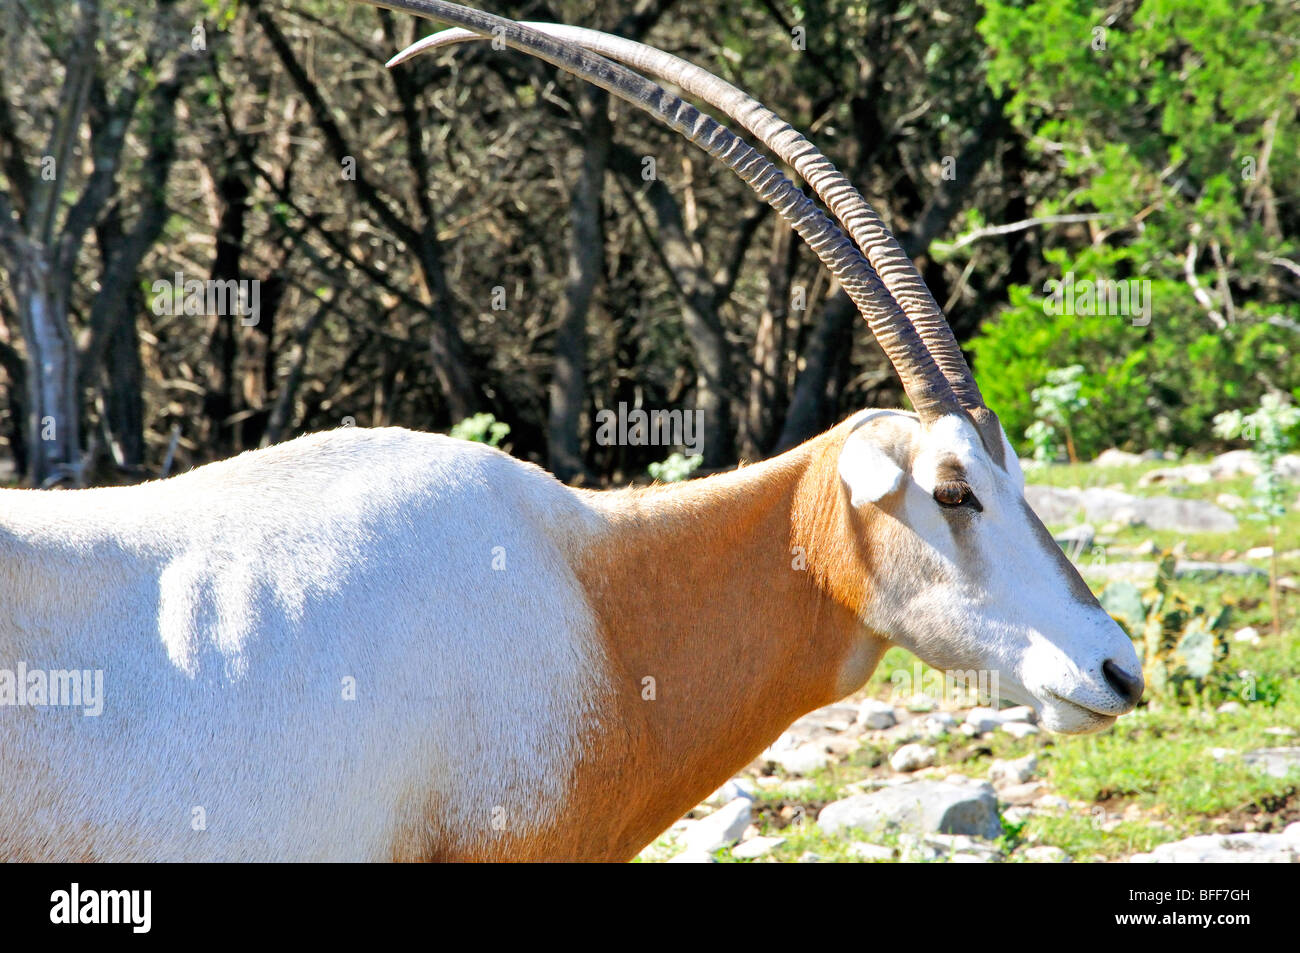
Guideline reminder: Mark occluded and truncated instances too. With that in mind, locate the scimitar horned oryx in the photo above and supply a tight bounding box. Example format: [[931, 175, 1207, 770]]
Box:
[[0, 1, 1142, 862]]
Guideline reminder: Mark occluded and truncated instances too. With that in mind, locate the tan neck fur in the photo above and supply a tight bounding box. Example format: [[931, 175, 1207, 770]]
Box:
[[508, 421, 892, 861]]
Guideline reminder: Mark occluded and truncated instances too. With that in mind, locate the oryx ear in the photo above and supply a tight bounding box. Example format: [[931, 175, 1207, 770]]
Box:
[[838, 432, 906, 507]]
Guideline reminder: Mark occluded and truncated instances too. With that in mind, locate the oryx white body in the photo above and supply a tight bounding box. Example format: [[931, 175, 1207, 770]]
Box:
[[0, 427, 610, 861]]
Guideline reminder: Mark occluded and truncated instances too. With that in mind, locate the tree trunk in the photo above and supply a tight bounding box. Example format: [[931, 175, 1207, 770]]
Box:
[[774, 289, 857, 452], [15, 259, 80, 485], [548, 86, 609, 483], [201, 157, 251, 458], [742, 225, 796, 458], [102, 285, 145, 471]]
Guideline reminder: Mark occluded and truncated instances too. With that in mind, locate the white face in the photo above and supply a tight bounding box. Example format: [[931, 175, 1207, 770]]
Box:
[[838, 409, 1144, 733]]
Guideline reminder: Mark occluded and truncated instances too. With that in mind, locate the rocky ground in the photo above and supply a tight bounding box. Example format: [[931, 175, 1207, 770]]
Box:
[[637, 695, 1300, 863]]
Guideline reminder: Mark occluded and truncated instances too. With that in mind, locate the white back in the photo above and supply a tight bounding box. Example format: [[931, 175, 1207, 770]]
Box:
[[0, 428, 609, 860]]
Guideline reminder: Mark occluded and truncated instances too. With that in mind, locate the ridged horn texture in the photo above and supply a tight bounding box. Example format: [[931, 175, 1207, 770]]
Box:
[[364, 0, 962, 421], [391, 22, 986, 413]]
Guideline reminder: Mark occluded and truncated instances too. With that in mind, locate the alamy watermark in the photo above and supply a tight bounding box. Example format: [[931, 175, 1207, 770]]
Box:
[[50, 883, 150, 933], [594, 402, 704, 457], [151, 272, 260, 326], [0, 662, 103, 716], [890, 661, 1001, 708], [1043, 271, 1151, 327]]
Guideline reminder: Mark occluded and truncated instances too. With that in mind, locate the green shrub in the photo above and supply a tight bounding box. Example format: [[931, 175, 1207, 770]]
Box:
[[969, 252, 1300, 459], [449, 413, 510, 448], [1025, 364, 1087, 463], [647, 452, 703, 483]]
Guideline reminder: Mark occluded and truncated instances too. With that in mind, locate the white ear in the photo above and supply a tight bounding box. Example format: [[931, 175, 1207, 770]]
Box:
[[838, 433, 906, 507]]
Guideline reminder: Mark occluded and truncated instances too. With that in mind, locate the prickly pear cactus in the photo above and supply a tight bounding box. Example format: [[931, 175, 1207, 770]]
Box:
[[1098, 554, 1231, 702]]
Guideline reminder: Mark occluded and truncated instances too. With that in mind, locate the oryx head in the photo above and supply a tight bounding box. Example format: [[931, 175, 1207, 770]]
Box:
[[377, 1, 1144, 732], [837, 408, 1143, 733]]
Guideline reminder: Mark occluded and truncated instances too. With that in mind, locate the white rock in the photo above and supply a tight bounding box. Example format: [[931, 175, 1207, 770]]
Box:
[[666, 849, 715, 863], [679, 797, 753, 854], [989, 754, 1039, 785], [1084, 559, 1267, 585], [1025, 484, 1237, 533], [890, 743, 937, 772], [1000, 705, 1038, 724], [778, 779, 816, 797], [1055, 523, 1096, 549], [1131, 832, 1299, 863], [902, 833, 1001, 863], [731, 836, 785, 860], [919, 712, 957, 739], [819, 780, 1002, 840], [1003, 806, 1033, 825], [964, 707, 1003, 733], [1139, 464, 1214, 486], [847, 842, 895, 861], [763, 742, 830, 775], [1243, 747, 1300, 779], [1210, 449, 1263, 478], [999, 782, 1046, 804], [705, 778, 756, 805], [897, 834, 944, 862], [1233, 626, 1262, 645], [1175, 560, 1266, 580], [1217, 701, 1243, 714], [921, 720, 951, 740], [1095, 449, 1144, 468], [1246, 546, 1275, 560], [857, 698, 898, 730], [926, 833, 1001, 856], [1001, 721, 1041, 739], [1024, 845, 1070, 863], [1216, 493, 1246, 511]]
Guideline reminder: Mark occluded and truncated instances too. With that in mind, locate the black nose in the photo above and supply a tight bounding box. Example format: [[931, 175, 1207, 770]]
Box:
[[1102, 659, 1144, 705]]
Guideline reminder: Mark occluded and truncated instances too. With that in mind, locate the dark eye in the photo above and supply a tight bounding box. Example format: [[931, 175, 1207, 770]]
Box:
[[934, 481, 982, 511]]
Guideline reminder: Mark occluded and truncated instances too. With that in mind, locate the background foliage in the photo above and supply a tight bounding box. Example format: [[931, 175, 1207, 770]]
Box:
[[0, 0, 1296, 486]]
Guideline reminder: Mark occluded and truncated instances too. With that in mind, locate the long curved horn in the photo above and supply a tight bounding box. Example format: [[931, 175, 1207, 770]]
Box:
[[361, 0, 962, 421], [390, 21, 986, 414]]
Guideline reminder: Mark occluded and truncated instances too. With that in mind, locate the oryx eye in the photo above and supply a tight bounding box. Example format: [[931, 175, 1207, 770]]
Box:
[[934, 481, 981, 511]]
